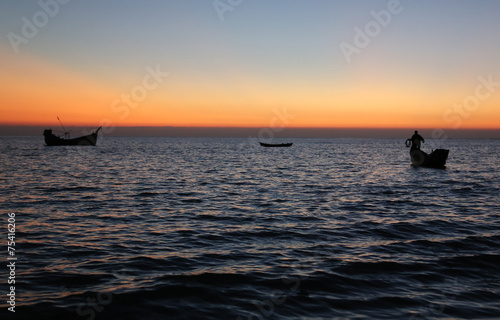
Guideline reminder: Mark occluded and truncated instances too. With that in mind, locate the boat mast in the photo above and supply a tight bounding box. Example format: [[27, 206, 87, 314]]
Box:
[[57, 116, 70, 139]]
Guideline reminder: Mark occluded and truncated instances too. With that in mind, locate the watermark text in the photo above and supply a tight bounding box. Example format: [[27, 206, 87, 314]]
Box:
[[6, 212, 17, 313], [8, 0, 72, 53]]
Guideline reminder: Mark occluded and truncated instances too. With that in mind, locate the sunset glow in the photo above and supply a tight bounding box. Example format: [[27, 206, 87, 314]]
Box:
[[1, 1, 500, 134]]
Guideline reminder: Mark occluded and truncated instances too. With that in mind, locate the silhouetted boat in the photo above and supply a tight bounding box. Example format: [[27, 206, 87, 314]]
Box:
[[259, 142, 293, 147], [43, 127, 102, 146], [410, 148, 449, 168]]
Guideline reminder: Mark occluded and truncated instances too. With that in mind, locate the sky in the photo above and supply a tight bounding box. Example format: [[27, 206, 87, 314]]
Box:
[[1, 0, 500, 135]]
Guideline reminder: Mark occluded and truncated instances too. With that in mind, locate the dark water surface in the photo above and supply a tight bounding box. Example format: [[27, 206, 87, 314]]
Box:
[[1, 137, 499, 319]]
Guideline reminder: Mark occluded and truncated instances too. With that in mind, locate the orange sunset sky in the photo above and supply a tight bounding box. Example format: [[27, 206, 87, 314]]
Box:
[[1, 1, 500, 135]]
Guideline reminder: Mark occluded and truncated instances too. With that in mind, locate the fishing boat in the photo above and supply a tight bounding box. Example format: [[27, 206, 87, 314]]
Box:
[[410, 149, 449, 168], [406, 139, 449, 168], [259, 142, 293, 147], [43, 127, 102, 146]]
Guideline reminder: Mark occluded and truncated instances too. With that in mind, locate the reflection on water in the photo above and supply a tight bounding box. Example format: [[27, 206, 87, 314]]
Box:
[[1, 137, 499, 319]]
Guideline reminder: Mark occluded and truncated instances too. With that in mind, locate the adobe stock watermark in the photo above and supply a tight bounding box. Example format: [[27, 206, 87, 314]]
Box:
[[340, 0, 411, 64], [232, 106, 296, 161], [442, 74, 499, 129], [409, 277, 459, 320], [76, 292, 112, 320], [6, 213, 17, 313], [237, 276, 300, 320], [8, 0, 72, 54], [67, 64, 168, 170], [77, 64, 170, 140], [75, 268, 133, 320], [237, 243, 339, 320], [110, 64, 170, 121], [213, 0, 243, 21], [431, 74, 500, 142], [257, 106, 296, 143]]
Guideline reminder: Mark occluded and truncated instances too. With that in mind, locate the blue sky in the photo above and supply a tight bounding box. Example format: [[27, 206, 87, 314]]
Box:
[[1, 0, 500, 130], [5, 0, 500, 82]]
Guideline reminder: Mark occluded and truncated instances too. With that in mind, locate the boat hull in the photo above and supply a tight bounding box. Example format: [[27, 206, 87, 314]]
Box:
[[259, 142, 293, 147], [43, 127, 101, 146], [410, 149, 449, 168]]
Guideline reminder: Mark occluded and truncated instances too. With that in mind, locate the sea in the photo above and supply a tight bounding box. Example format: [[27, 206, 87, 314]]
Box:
[[0, 136, 499, 320]]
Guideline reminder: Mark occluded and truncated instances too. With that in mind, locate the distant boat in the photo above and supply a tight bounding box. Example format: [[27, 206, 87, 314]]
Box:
[[43, 127, 102, 146], [259, 142, 293, 147], [410, 148, 449, 168]]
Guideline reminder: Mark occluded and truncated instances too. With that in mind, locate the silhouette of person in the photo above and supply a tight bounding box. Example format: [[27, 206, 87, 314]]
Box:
[[410, 131, 425, 151]]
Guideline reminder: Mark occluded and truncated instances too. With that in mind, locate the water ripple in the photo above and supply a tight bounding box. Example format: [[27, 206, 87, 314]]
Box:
[[1, 137, 499, 319]]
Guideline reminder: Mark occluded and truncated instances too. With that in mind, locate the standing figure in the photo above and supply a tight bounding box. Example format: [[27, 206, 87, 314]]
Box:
[[410, 130, 425, 151]]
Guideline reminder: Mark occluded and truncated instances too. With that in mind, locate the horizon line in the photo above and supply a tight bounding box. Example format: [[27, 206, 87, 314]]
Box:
[[0, 125, 499, 139]]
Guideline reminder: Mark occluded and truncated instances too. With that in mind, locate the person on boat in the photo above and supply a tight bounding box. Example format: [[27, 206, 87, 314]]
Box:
[[410, 131, 425, 151]]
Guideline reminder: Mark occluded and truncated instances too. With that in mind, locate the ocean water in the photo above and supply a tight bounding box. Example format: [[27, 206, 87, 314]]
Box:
[[1, 136, 499, 320]]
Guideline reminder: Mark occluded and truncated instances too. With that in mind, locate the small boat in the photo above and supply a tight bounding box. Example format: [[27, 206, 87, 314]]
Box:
[[259, 142, 293, 147], [405, 138, 449, 168], [410, 148, 449, 168], [43, 127, 102, 146]]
